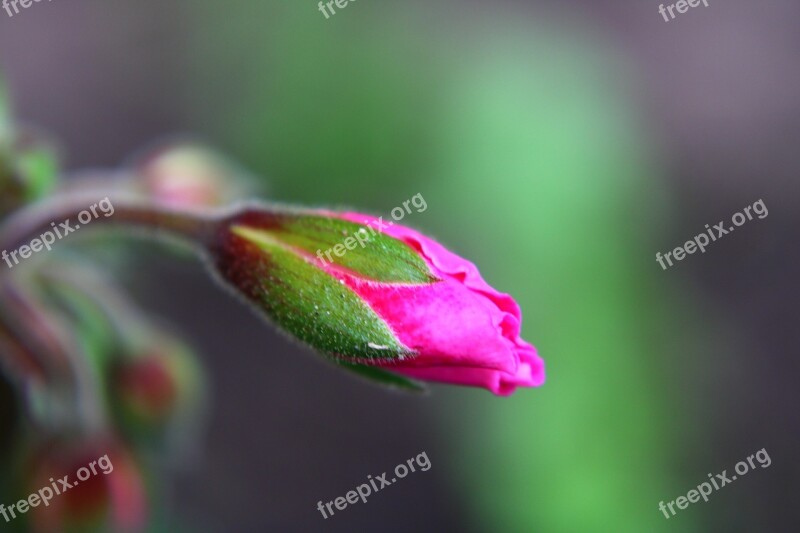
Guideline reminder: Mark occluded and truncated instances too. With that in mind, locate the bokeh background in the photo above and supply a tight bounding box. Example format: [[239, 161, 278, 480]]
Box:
[[1, 0, 799, 531]]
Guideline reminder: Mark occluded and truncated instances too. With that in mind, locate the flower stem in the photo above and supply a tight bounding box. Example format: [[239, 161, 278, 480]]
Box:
[[0, 279, 104, 432], [0, 192, 221, 429], [0, 193, 219, 266]]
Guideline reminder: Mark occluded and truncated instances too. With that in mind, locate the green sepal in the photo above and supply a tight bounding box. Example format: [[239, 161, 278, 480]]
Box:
[[336, 361, 427, 393], [270, 213, 438, 284], [225, 225, 414, 361]]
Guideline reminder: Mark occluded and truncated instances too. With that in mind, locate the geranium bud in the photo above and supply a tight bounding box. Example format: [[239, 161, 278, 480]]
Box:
[[135, 142, 252, 209], [110, 339, 205, 447], [115, 354, 177, 426], [0, 128, 58, 217], [34, 263, 206, 447], [208, 206, 544, 396], [24, 439, 147, 533]]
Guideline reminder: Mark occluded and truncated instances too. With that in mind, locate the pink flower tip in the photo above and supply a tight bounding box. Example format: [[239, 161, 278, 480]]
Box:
[[337, 212, 546, 396]]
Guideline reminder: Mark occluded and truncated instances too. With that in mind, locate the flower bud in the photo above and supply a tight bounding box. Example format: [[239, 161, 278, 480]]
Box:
[[1, 70, 57, 204], [35, 264, 206, 448], [110, 339, 205, 449], [134, 142, 253, 210], [0, 126, 59, 216], [209, 206, 544, 395], [12, 128, 59, 201], [23, 438, 147, 533]]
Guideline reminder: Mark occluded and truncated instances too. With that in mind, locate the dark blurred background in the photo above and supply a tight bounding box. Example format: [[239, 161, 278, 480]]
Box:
[[1, 0, 798, 531]]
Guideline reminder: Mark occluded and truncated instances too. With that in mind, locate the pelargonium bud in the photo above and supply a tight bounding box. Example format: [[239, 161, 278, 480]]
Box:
[[0, 127, 59, 216], [23, 439, 147, 533], [208, 206, 544, 396], [33, 261, 207, 448], [134, 142, 252, 210], [115, 355, 177, 426], [110, 339, 205, 448], [0, 75, 58, 210]]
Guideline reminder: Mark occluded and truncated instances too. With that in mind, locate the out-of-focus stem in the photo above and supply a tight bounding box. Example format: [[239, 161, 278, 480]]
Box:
[[0, 275, 119, 434], [0, 280, 104, 432], [0, 193, 219, 266], [36, 259, 151, 350], [0, 192, 223, 427]]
